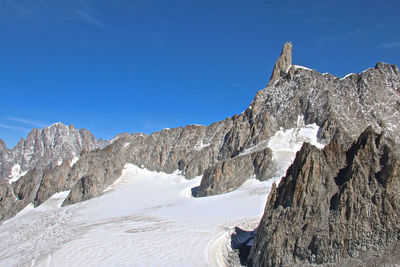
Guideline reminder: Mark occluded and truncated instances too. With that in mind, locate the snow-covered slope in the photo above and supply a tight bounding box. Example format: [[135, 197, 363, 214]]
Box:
[[0, 122, 323, 266], [0, 164, 272, 266], [266, 116, 323, 176]]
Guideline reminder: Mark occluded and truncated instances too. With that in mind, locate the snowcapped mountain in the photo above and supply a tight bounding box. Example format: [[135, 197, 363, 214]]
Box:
[[0, 119, 322, 266], [0, 123, 109, 183], [60, 41, 400, 207], [0, 42, 400, 266], [0, 123, 120, 221]]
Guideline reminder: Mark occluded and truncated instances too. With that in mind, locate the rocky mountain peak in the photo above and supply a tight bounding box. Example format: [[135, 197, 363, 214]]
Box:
[[0, 139, 6, 150], [248, 127, 400, 266], [267, 41, 293, 87], [0, 122, 107, 182], [375, 61, 399, 71], [1, 43, 400, 251]]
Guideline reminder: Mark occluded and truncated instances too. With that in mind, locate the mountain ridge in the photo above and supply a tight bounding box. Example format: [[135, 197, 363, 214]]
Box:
[[0, 123, 108, 182], [1, 43, 399, 229], [247, 127, 400, 266]]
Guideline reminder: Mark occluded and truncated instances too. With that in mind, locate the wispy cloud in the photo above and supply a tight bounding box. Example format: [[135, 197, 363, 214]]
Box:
[[3, 0, 40, 19], [316, 22, 392, 46], [5, 117, 47, 128], [75, 9, 106, 29], [298, 0, 355, 29], [162, 85, 176, 89], [230, 83, 241, 87], [381, 38, 400, 48], [316, 28, 365, 44], [0, 123, 30, 132], [315, 0, 342, 9], [307, 17, 354, 22], [372, 23, 385, 30], [2, 0, 107, 29]]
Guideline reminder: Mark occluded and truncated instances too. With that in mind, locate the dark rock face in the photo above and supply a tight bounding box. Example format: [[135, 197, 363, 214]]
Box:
[[33, 161, 73, 207], [197, 148, 274, 197], [248, 127, 400, 266], [0, 168, 43, 221], [0, 123, 108, 220], [230, 227, 258, 266], [62, 140, 127, 205], [0, 179, 22, 221], [0, 123, 106, 181], [196, 57, 400, 197], [256, 62, 400, 147], [0, 139, 6, 183]]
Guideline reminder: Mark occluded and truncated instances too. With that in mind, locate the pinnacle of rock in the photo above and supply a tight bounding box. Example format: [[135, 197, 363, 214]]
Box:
[[267, 41, 293, 87], [0, 139, 6, 150]]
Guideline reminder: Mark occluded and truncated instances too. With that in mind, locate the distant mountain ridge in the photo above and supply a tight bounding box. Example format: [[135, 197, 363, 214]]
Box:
[[0, 123, 112, 182]]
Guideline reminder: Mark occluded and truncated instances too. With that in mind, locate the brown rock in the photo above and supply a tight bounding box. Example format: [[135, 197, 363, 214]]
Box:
[[267, 42, 292, 87], [197, 148, 274, 197], [248, 127, 400, 266]]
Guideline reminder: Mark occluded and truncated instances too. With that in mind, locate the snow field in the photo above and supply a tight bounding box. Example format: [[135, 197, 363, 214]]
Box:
[[0, 122, 324, 266], [0, 165, 275, 266]]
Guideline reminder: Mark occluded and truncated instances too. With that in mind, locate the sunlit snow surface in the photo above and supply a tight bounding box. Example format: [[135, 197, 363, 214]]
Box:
[[8, 164, 27, 184], [268, 122, 324, 176], [69, 157, 79, 167], [0, 123, 324, 266]]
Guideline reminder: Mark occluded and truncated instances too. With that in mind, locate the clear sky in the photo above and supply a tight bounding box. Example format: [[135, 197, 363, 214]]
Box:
[[1, 0, 399, 148]]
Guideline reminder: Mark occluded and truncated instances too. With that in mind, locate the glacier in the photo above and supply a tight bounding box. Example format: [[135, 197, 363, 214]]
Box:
[[0, 123, 323, 266]]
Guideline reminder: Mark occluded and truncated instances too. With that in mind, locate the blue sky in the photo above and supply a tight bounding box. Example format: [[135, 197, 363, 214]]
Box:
[[0, 0, 399, 148]]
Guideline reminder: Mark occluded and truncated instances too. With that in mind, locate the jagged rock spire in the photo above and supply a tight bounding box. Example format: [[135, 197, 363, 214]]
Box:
[[267, 41, 292, 87], [0, 139, 6, 150]]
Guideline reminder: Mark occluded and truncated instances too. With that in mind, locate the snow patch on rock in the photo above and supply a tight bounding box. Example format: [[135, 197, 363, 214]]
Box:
[[8, 164, 27, 184], [293, 65, 312, 71], [194, 139, 211, 151], [267, 121, 324, 177], [69, 157, 79, 167], [341, 73, 356, 80], [4, 190, 71, 223]]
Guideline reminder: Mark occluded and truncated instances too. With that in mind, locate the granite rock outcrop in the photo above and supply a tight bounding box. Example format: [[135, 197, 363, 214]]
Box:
[[248, 127, 400, 266], [267, 41, 293, 87]]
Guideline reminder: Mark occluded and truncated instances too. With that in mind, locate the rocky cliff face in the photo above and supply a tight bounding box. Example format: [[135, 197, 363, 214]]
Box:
[[1, 43, 400, 224], [0, 123, 110, 221], [267, 42, 292, 87], [248, 127, 400, 266], [197, 147, 275, 197], [62, 54, 400, 206], [0, 123, 107, 182], [0, 139, 7, 181]]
